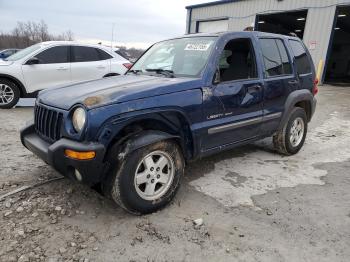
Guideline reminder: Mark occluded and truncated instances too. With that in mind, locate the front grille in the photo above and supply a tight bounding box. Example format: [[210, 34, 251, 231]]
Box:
[[34, 104, 63, 142]]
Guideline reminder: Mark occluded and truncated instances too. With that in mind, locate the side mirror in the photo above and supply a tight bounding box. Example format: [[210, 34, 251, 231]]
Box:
[[213, 67, 221, 84], [26, 57, 40, 65]]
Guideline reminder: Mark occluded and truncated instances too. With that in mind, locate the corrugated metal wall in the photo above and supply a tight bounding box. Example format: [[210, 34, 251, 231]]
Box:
[[187, 0, 350, 81]]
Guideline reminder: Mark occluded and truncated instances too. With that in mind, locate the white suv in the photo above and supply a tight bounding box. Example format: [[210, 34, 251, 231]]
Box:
[[0, 41, 131, 109]]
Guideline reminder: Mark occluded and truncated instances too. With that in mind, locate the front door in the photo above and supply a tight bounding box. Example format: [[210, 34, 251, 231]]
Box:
[[22, 46, 71, 93], [202, 37, 264, 150]]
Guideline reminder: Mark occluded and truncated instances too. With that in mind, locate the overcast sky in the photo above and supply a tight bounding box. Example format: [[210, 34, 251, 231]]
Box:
[[0, 0, 212, 49]]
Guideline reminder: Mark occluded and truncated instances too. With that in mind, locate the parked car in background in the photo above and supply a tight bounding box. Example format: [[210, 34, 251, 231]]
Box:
[[21, 31, 317, 214], [0, 41, 132, 109], [0, 49, 20, 60]]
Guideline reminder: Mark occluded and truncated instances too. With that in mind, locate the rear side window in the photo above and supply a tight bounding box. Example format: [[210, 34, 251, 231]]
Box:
[[289, 40, 312, 74], [97, 49, 113, 60], [276, 40, 292, 75], [72, 46, 100, 62], [35, 46, 69, 64], [114, 51, 127, 60], [260, 38, 292, 77]]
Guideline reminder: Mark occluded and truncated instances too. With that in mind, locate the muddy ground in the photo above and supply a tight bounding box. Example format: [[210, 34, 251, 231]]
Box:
[[0, 85, 350, 262]]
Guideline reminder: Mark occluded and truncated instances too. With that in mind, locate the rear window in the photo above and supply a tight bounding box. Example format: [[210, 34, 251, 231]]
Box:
[[260, 38, 292, 77], [289, 40, 312, 75]]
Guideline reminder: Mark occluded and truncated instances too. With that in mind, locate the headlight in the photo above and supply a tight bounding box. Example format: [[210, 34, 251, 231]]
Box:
[[72, 107, 86, 132]]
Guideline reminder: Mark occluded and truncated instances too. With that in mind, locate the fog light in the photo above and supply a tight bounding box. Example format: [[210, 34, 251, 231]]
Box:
[[75, 169, 82, 182], [65, 149, 95, 160]]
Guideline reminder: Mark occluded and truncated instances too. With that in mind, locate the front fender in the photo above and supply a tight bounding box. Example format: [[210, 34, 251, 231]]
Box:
[[278, 89, 316, 130], [87, 88, 203, 142], [0, 73, 27, 97], [117, 130, 179, 160]]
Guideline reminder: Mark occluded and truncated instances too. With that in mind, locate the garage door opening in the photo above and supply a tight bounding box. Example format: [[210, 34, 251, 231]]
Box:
[[324, 6, 350, 84], [197, 19, 229, 33], [255, 10, 308, 39]]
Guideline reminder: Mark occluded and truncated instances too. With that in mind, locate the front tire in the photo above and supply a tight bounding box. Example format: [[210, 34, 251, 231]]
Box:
[[273, 107, 307, 155], [0, 79, 20, 109], [103, 140, 184, 214]]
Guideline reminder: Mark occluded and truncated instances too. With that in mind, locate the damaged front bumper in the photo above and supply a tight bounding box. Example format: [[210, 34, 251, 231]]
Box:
[[20, 123, 107, 185]]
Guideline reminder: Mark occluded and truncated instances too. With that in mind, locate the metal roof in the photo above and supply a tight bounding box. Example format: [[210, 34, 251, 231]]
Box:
[[185, 0, 243, 10]]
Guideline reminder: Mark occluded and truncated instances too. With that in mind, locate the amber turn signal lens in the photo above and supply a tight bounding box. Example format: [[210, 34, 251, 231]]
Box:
[[64, 149, 96, 160]]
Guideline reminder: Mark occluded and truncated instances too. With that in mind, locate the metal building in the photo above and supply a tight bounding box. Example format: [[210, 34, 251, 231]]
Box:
[[186, 0, 350, 84]]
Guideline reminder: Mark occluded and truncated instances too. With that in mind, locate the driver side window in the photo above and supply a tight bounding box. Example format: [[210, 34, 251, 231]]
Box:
[[218, 38, 257, 82]]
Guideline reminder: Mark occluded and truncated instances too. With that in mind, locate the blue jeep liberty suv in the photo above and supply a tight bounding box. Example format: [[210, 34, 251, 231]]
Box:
[[21, 31, 317, 214]]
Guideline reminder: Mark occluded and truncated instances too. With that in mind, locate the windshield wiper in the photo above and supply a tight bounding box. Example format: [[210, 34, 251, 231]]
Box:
[[145, 68, 175, 78]]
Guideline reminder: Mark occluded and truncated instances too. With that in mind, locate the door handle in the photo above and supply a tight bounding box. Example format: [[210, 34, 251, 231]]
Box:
[[97, 65, 106, 69], [247, 84, 262, 93], [56, 67, 68, 71], [288, 80, 299, 85]]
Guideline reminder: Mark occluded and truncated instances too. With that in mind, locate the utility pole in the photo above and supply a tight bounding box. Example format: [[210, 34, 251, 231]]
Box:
[[111, 23, 115, 51]]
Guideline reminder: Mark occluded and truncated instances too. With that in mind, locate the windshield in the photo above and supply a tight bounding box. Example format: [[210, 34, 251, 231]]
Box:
[[131, 37, 216, 77], [5, 43, 41, 61]]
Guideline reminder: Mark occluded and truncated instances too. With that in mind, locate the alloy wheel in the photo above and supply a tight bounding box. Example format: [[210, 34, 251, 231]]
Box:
[[134, 150, 175, 201], [289, 117, 305, 147], [0, 84, 14, 105]]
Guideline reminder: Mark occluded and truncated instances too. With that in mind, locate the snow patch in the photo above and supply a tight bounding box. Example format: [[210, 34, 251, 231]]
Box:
[[190, 113, 350, 207]]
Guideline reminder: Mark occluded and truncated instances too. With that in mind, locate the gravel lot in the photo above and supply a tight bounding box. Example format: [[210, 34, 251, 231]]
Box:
[[1, 85, 350, 262]]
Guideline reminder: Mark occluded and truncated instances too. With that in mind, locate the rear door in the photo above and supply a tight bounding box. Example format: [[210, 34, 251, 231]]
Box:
[[70, 46, 109, 83], [259, 37, 296, 133], [202, 36, 264, 150], [21, 46, 71, 93]]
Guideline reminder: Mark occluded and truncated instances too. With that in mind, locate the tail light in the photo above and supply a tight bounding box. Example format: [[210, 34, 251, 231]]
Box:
[[313, 78, 319, 95], [123, 63, 133, 69]]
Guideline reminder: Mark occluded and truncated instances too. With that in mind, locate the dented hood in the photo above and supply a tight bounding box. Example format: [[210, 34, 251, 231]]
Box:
[[38, 75, 202, 110]]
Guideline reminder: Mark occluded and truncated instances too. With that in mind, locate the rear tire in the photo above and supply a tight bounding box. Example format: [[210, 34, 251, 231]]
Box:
[[103, 140, 184, 215], [103, 73, 120, 78], [273, 107, 307, 155], [0, 78, 20, 109]]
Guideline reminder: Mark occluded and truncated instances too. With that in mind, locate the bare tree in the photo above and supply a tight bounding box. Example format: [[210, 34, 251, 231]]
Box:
[[38, 20, 50, 41], [55, 30, 74, 41], [0, 20, 74, 49], [115, 45, 145, 61]]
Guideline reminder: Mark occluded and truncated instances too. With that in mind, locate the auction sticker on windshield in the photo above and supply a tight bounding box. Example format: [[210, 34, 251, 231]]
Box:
[[185, 43, 211, 51]]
